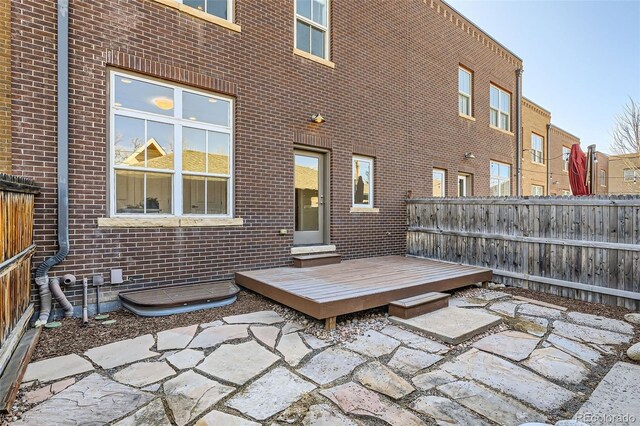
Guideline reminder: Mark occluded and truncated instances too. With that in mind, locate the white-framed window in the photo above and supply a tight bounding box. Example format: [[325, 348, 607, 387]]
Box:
[[352, 156, 373, 207], [295, 0, 329, 60], [490, 161, 511, 196], [109, 71, 234, 217], [458, 67, 472, 116], [490, 85, 511, 131], [562, 190, 572, 196], [458, 174, 471, 196], [600, 170, 607, 186], [531, 133, 544, 164], [624, 169, 639, 182], [181, 0, 233, 20], [562, 146, 571, 172], [531, 185, 544, 196], [433, 169, 446, 197]]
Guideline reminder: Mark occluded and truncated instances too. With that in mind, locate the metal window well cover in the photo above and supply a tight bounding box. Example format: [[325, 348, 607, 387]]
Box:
[[119, 281, 239, 317]]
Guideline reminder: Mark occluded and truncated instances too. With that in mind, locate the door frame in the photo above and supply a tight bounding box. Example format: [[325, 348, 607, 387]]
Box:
[[293, 147, 330, 246]]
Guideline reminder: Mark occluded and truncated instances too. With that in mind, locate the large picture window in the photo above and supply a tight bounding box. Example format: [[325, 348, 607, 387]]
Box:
[[295, 0, 329, 59], [490, 85, 511, 131], [110, 71, 233, 217], [531, 133, 544, 164], [352, 156, 373, 208], [490, 161, 511, 196]]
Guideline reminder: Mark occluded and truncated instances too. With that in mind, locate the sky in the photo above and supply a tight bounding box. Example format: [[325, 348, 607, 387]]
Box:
[[447, 0, 640, 154]]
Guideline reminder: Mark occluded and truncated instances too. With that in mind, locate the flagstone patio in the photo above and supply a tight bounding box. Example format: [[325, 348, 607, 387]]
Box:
[[11, 289, 640, 426]]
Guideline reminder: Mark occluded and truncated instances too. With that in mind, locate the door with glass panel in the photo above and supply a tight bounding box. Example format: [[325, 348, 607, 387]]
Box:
[[294, 151, 325, 246]]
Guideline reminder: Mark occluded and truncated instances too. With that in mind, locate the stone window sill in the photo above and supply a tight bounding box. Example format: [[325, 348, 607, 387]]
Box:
[[459, 113, 476, 122], [293, 48, 336, 69], [149, 0, 241, 32], [489, 125, 515, 136], [350, 207, 380, 213], [97, 217, 244, 228]]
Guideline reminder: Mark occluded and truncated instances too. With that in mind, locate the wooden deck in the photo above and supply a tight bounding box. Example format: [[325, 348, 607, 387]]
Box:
[[235, 256, 492, 323]]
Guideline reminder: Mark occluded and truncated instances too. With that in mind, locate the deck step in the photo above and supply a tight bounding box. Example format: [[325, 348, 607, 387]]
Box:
[[388, 292, 450, 319], [293, 253, 342, 268]]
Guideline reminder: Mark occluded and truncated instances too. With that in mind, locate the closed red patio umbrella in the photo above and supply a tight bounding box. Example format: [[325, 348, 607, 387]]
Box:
[[568, 144, 589, 196]]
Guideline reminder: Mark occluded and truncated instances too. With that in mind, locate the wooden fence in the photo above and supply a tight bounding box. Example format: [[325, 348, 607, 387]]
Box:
[[407, 196, 640, 310], [0, 174, 38, 374]]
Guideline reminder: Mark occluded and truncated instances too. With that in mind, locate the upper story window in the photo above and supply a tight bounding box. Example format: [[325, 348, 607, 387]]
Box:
[[110, 71, 233, 217], [562, 146, 571, 172], [490, 85, 511, 131], [295, 0, 329, 60], [600, 170, 607, 186], [490, 161, 511, 196], [624, 169, 639, 183], [353, 156, 373, 208], [531, 133, 544, 164], [182, 0, 232, 20], [433, 169, 446, 197], [458, 67, 472, 117]]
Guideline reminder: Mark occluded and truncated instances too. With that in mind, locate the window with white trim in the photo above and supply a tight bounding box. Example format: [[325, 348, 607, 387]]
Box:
[[562, 146, 571, 172], [600, 170, 606, 186], [110, 71, 233, 217], [531, 185, 544, 196], [624, 169, 639, 182], [352, 156, 373, 207], [490, 85, 511, 131], [490, 161, 511, 196], [562, 190, 572, 196], [458, 67, 472, 116], [433, 169, 446, 197], [531, 133, 544, 164], [181, 0, 233, 20], [295, 0, 329, 59]]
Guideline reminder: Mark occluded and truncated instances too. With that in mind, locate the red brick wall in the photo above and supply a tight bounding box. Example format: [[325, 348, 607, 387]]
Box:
[[549, 126, 580, 195], [0, 0, 10, 173], [11, 0, 520, 305]]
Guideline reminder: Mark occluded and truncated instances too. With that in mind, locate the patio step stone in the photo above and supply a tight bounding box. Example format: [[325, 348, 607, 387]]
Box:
[[387, 347, 442, 375], [441, 348, 575, 411], [226, 366, 315, 421], [343, 330, 400, 357], [197, 340, 279, 385], [321, 382, 425, 426], [15, 373, 153, 426], [163, 370, 234, 426], [437, 380, 547, 425], [512, 315, 549, 337], [251, 325, 280, 348], [22, 353, 94, 383], [546, 333, 602, 365], [156, 325, 197, 351], [472, 330, 540, 362], [276, 332, 312, 366], [165, 348, 204, 370], [448, 297, 488, 308], [281, 321, 306, 334], [84, 334, 159, 369], [195, 410, 260, 426], [113, 361, 175, 387], [301, 404, 360, 426], [297, 347, 366, 385], [354, 361, 414, 399], [24, 378, 75, 405], [523, 347, 588, 385], [517, 304, 563, 319], [565, 312, 634, 335], [379, 325, 449, 354], [410, 395, 489, 426], [489, 300, 528, 317], [473, 290, 510, 301], [412, 370, 457, 391], [301, 333, 331, 349], [553, 321, 632, 346], [188, 324, 249, 349], [223, 310, 284, 325], [113, 399, 171, 426]]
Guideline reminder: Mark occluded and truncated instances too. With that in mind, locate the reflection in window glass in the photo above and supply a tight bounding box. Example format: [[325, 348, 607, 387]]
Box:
[[182, 127, 207, 173], [433, 169, 445, 197], [295, 0, 328, 59], [458, 67, 472, 116], [490, 161, 510, 196], [115, 76, 174, 116], [353, 157, 373, 207], [183, 91, 230, 127], [296, 21, 311, 52], [114, 116, 145, 166], [146, 121, 174, 170], [183, 0, 228, 19], [296, 0, 311, 20], [489, 85, 510, 131], [208, 131, 230, 175], [311, 27, 325, 59]]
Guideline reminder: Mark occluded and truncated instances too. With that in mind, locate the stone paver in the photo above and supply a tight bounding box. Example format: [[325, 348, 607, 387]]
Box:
[[354, 361, 414, 399], [412, 370, 457, 391], [25, 378, 75, 405], [321, 382, 424, 426], [163, 370, 234, 426], [282, 322, 306, 334], [343, 330, 400, 357], [574, 362, 640, 426], [438, 380, 546, 425], [441, 348, 575, 411], [523, 347, 588, 384], [474, 290, 510, 301], [188, 324, 249, 349], [114, 399, 171, 426], [226, 367, 315, 421], [85, 334, 159, 369], [156, 325, 197, 351], [223, 310, 284, 325], [392, 307, 502, 344], [566, 312, 634, 335], [490, 300, 527, 317], [276, 332, 312, 366], [197, 340, 279, 385], [624, 312, 640, 325], [195, 410, 260, 426], [301, 333, 331, 349], [298, 347, 366, 385], [472, 330, 540, 361], [387, 347, 442, 374], [301, 404, 360, 426], [628, 342, 640, 361], [251, 325, 280, 348], [113, 361, 175, 387], [518, 303, 563, 319], [379, 325, 449, 354], [200, 320, 224, 328], [513, 315, 549, 337], [448, 297, 488, 308], [553, 321, 632, 346], [15, 374, 153, 426], [547, 333, 602, 365], [410, 395, 489, 426], [166, 349, 205, 370], [22, 354, 94, 383]]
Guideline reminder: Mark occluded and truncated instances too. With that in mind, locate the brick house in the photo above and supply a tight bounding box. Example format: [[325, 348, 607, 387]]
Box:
[[608, 153, 640, 195], [10, 0, 522, 308], [521, 97, 550, 196], [548, 125, 580, 196], [592, 151, 609, 195], [0, 0, 9, 174]]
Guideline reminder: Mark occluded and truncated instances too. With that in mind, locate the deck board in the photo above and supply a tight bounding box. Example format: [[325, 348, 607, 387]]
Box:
[[235, 256, 492, 319]]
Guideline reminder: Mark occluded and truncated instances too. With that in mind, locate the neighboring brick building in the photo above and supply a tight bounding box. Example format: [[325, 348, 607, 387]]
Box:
[[521, 97, 550, 196], [548, 125, 580, 195], [12, 0, 522, 307], [593, 151, 609, 195], [0, 0, 10, 174], [608, 153, 640, 195]]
